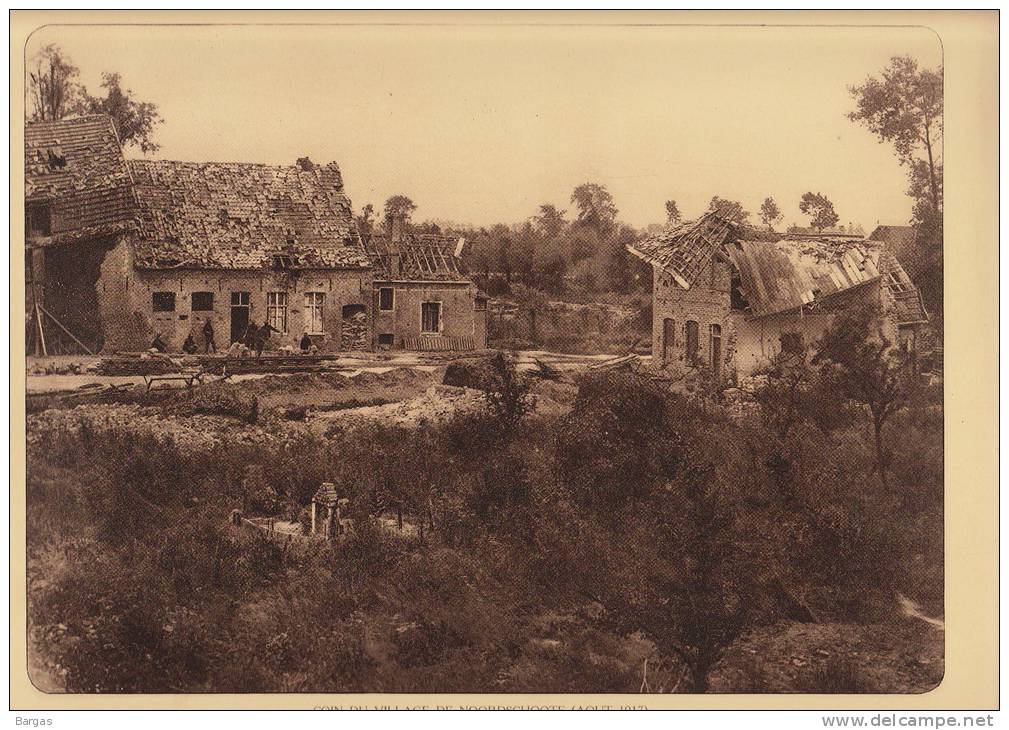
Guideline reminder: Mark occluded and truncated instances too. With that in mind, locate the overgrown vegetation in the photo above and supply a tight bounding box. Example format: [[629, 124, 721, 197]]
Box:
[[27, 337, 942, 693]]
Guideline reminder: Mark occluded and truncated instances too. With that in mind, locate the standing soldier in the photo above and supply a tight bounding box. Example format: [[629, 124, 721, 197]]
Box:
[[202, 318, 217, 353]]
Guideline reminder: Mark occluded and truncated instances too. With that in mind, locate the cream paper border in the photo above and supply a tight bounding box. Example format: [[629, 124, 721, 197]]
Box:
[[9, 10, 998, 710]]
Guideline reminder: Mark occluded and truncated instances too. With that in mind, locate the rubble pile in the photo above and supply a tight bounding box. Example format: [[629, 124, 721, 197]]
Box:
[[442, 355, 498, 390], [720, 387, 762, 422], [27, 360, 95, 376], [95, 354, 182, 375], [340, 311, 369, 351], [319, 384, 486, 429], [27, 403, 315, 454]]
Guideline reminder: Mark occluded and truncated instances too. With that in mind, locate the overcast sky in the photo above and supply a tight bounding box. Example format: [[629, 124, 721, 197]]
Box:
[[27, 23, 941, 230]]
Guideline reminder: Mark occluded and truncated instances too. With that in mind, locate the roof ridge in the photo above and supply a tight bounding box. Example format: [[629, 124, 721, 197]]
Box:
[[128, 158, 342, 173], [26, 113, 115, 127]]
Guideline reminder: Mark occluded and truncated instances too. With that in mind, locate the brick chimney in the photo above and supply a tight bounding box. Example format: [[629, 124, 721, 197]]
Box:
[[387, 216, 405, 277]]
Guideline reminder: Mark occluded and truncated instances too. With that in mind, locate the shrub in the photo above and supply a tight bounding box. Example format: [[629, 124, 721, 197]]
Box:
[[555, 372, 692, 513], [796, 657, 875, 693], [482, 352, 536, 433], [174, 385, 258, 422]]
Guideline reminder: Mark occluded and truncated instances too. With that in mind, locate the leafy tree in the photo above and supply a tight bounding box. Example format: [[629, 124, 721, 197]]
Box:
[[758, 197, 783, 230], [384, 195, 417, 224], [848, 56, 943, 220], [356, 203, 376, 234], [27, 46, 164, 153], [531, 204, 567, 240], [465, 229, 495, 279], [82, 73, 164, 153], [665, 200, 682, 224], [482, 352, 536, 434], [555, 373, 688, 514], [530, 248, 567, 294], [605, 224, 640, 294], [813, 302, 916, 491], [487, 223, 515, 282], [798, 192, 840, 233], [571, 183, 618, 233], [26, 44, 84, 121], [614, 462, 757, 693], [707, 196, 750, 223], [849, 57, 944, 322], [509, 222, 537, 284]]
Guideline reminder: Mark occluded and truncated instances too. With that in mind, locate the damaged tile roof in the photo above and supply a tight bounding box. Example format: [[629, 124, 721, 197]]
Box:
[[363, 230, 468, 281], [25, 114, 138, 243], [878, 249, 929, 324], [128, 159, 370, 270], [626, 211, 778, 289], [727, 237, 884, 318], [629, 210, 928, 322]]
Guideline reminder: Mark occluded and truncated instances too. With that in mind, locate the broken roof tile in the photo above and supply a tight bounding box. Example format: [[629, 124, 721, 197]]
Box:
[[25, 114, 138, 242], [628, 210, 928, 322], [128, 159, 370, 270]]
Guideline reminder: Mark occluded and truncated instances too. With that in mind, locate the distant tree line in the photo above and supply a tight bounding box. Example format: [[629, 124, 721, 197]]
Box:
[[354, 184, 871, 302]]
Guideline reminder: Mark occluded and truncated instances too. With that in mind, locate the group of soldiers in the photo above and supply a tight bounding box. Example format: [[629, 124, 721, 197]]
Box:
[[151, 319, 288, 357]]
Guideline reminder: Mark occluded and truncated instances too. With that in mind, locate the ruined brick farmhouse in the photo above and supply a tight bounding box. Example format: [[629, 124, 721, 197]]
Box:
[[25, 114, 486, 355], [628, 211, 930, 382]]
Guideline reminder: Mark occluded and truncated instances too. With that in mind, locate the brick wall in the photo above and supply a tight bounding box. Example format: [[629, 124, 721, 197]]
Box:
[[96, 249, 373, 353], [651, 259, 737, 380], [373, 281, 484, 348], [651, 261, 891, 380]]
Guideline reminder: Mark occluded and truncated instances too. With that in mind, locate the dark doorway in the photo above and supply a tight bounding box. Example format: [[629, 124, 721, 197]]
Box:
[[37, 239, 115, 354], [710, 323, 722, 378], [686, 320, 699, 363], [662, 318, 676, 365], [230, 291, 250, 343]]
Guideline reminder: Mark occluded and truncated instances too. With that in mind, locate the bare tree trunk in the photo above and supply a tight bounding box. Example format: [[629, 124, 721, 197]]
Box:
[[923, 122, 941, 217], [873, 414, 890, 491]]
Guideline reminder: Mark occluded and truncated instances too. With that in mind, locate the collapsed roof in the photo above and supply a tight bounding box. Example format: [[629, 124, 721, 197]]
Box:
[[128, 159, 371, 270], [627, 210, 781, 290], [362, 230, 468, 282], [628, 210, 928, 323], [25, 114, 138, 244]]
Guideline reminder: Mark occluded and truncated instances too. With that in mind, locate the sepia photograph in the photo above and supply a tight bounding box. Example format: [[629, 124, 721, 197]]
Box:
[[11, 12, 997, 710]]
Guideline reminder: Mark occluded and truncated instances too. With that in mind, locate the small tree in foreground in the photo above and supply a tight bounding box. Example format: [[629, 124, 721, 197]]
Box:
[[752, 349, 814, 440], [813, 303, 916, 490], [482, 352, 536, 434], [577, 452, 759, 692]]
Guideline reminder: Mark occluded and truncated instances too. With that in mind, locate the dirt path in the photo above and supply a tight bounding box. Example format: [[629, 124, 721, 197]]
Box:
[[897, 594, 944, 630], [26, 349, 631, 394]]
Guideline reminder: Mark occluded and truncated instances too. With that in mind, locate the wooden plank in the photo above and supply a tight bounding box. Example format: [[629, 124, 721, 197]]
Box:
[[39, 305, 95, 355]]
